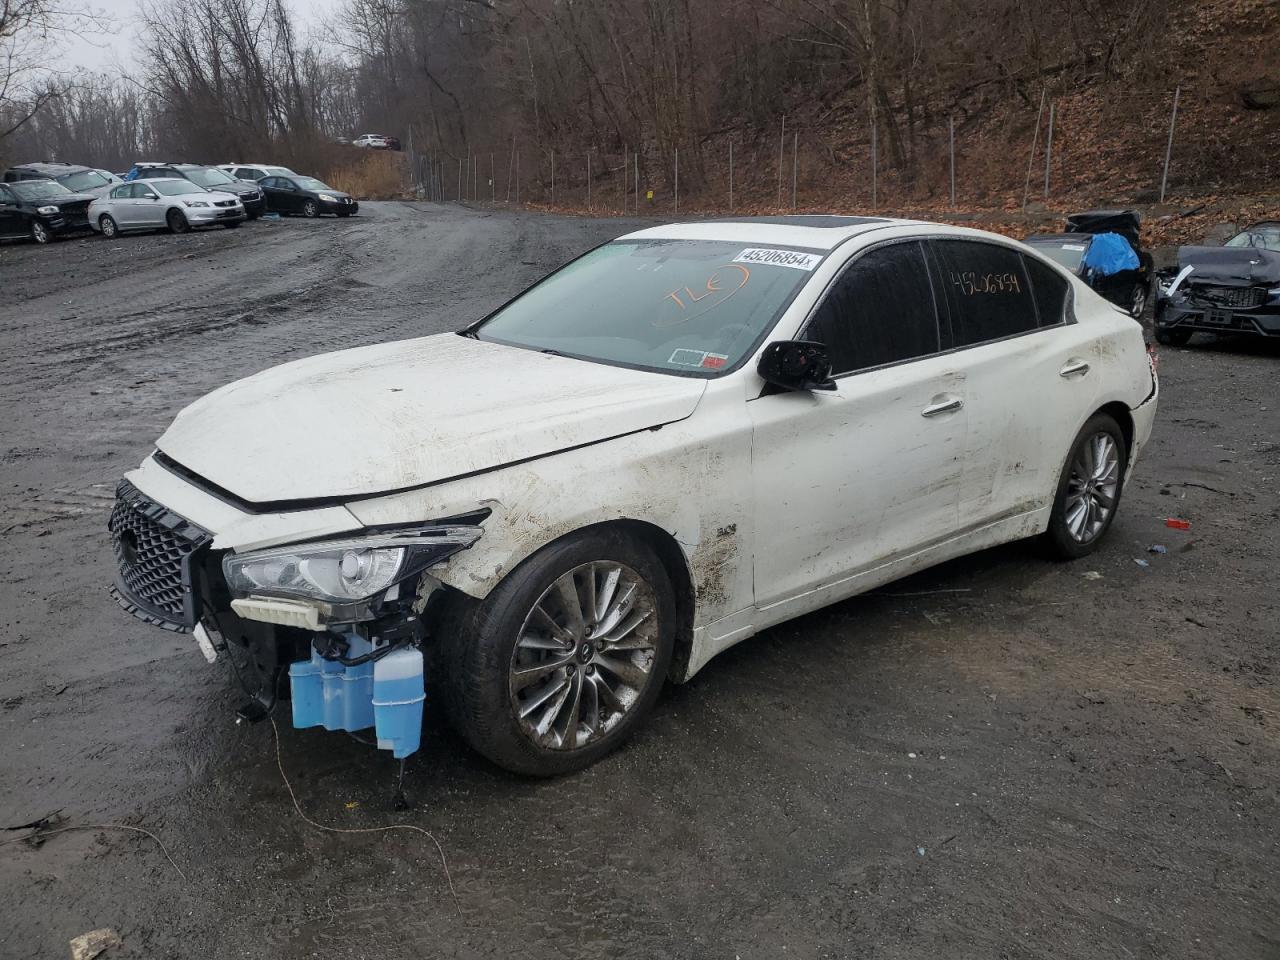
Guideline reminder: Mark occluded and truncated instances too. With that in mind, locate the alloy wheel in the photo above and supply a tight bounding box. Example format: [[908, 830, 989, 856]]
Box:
[[509, 561, 660, 751], [1064, 432, 1120, 543], [100, 215, 117, 238], [303, 200, 318, 218], [31, 221, 51, 243], [1129, 284, 1147, 319]]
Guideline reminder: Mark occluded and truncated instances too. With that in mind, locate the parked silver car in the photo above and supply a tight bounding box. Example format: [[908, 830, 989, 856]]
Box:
[[88, 178, 246, 237], [216, 163, 296, 182]]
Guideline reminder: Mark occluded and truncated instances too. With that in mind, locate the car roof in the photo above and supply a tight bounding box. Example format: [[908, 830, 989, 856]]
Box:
[[618, 215, 933, 251], [10, 161, 91, 174], [134, 177, 203, 188]]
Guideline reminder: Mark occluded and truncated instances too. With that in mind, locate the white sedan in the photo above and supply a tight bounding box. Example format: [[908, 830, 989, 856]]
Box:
[[109, 216, 1157, 776], [88, 178, 246, 237]]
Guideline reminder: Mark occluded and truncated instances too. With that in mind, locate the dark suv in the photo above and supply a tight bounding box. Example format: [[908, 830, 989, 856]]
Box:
[[123, 163, 265, 218], [4, 161, 122, 198]]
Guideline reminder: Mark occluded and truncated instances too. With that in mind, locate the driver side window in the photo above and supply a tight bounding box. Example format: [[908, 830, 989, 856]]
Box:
[[801, 241, 944, 375]]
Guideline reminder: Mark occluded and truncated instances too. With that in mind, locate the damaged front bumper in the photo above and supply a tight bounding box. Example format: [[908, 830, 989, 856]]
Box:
[[1156, 290, 1280, 338], [108, 454, 486, 760]]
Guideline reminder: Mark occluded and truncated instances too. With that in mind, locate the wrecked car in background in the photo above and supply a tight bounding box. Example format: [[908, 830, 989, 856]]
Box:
[[109, 216, 1158, 779], [1154, 222, 1280, 346], [1025, 210, 1152, 319]]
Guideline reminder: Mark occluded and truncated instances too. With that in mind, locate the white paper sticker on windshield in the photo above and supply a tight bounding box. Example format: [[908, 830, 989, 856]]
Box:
[[733, 248, 821, 271], [669, 349, 729, 369], [1062, 243, 1087, 251]]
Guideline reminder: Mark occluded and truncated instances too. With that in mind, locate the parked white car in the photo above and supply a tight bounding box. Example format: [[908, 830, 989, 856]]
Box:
[[89, 178, 246, 236], [353, 133, 389, 149], [109, 216, 1157, 776], [217, 163, 297, 182]]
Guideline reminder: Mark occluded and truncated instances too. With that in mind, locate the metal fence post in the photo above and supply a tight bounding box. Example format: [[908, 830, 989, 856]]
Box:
[[791, 131, 798, 210], [1022, 88, 1046, 212], [587, 152, 592, 209], [729, 139, 734, 212], [457, 157, 462, 202], [1044, 103, 1055, 199], [777, 116, 785, 207], [634, 150, 639, 215], [949, 115, 956, 209], [516, 149, 520, 204], [871, 120, 878, 210], [1160, 85, 1181, 203], [674, 147, 679, 214], [490, 153, 495, 203]]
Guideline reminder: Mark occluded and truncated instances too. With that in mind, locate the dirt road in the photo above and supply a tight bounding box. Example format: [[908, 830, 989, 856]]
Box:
[[1, 204, 1277, 959]]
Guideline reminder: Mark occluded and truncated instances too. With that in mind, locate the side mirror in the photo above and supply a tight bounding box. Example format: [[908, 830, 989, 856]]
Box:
[[757, 340, 837, 392]]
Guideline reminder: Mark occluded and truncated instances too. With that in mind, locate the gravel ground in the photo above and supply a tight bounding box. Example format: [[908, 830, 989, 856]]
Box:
[[0, 204, 1277, 960]]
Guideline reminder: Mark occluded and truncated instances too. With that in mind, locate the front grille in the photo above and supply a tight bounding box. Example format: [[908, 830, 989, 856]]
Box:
[[1191, 284, 1266, 309], [108, 479, 211, 630], [214, 199, 237, 208]]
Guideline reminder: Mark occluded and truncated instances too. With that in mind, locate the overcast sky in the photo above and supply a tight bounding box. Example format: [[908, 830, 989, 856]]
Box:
[[65, 0, 344, 73]]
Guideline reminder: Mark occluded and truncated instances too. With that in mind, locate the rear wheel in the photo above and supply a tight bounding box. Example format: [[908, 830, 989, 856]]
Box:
[[166, 209, 190, 234], [443, 528, 676, 776], [1155, 326, 1191, 347], [1043, 413, 1127, 560], [1127, 282, 1148, 320], [30, 220, 54, 244], [99, 214, 119, 239], [302, 199, 319, 218]]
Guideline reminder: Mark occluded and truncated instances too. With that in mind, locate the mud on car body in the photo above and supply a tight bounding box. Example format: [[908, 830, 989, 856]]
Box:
[[110, 216, 1159, 777]]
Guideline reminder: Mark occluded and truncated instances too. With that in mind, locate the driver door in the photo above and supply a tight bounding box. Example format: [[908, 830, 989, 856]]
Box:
[[748, 239, 965, 617]]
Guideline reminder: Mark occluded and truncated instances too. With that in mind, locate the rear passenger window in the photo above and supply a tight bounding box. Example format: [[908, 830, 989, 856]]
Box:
[[1022, 255, 1070, 327], [932, 240, 1038, 346], [803, 241, 942, 374]]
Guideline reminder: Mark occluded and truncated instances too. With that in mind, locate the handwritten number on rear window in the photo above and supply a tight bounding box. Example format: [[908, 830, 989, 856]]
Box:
[[950, 270, 1022, 296]]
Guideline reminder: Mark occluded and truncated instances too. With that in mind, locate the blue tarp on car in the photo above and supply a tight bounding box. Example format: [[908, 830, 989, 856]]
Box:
[[1081, 232, 1139, 276]]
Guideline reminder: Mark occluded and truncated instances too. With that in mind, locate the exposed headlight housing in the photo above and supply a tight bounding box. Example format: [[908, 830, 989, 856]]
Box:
[[184, 200, 210, 208], [223, 526, 483, 606], [37, 205, 59, 215]]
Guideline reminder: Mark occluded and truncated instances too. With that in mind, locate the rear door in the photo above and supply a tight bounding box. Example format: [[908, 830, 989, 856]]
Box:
[[0, 184, 23, 237], [929, 239, 1098, 530], [749, 239, 964, 612]]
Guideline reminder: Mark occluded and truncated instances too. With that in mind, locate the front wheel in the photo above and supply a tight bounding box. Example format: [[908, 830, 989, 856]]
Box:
[[301, 199, 318, 218], [166, 209, 190, 234], [1043, 413, 1128, 560], [30, 220, 54, 244], [443, 528, 676, 776], [1154, 326, 1192, 347]]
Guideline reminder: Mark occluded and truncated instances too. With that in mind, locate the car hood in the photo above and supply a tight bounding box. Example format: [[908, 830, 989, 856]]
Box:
[[156, 333, 707, 505], [1176, 246, 1280, 285], [41, 192, 95, 209]]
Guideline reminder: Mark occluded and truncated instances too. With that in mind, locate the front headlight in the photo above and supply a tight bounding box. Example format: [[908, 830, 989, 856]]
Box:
[[223, 526, 482, 604], [184, 200, 210, 208], [37, 205, 59, 215], [318, 194, 337, 202]]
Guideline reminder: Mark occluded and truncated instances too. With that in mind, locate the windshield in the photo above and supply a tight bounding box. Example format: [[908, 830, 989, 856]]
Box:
[[151, 180, 204, 196], [9, 180, 74, 200], [295, 177, 332, 191], [474, 239, 822, 376], [186, 168, 237, 187], [58, 170, 111, 191], [1225, 225, 1280, 251], [1027, 239, 1087, 272]]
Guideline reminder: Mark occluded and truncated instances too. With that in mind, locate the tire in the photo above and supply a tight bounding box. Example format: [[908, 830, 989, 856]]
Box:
[[1043, 413, 1128, 560], [442, 528, 677, 776], [99, 214, 120, 239], [166, 209, 190, 234], [1127, 282, 1148, 320], [30, 220, 54, 244], [1154, 326, 1191, 347], [302, 199, 319, 218]]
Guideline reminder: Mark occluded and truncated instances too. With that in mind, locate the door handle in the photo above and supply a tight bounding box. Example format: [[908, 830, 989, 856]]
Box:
[[921, 396, 963, 418], [1059, 359, 1091, 378]]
